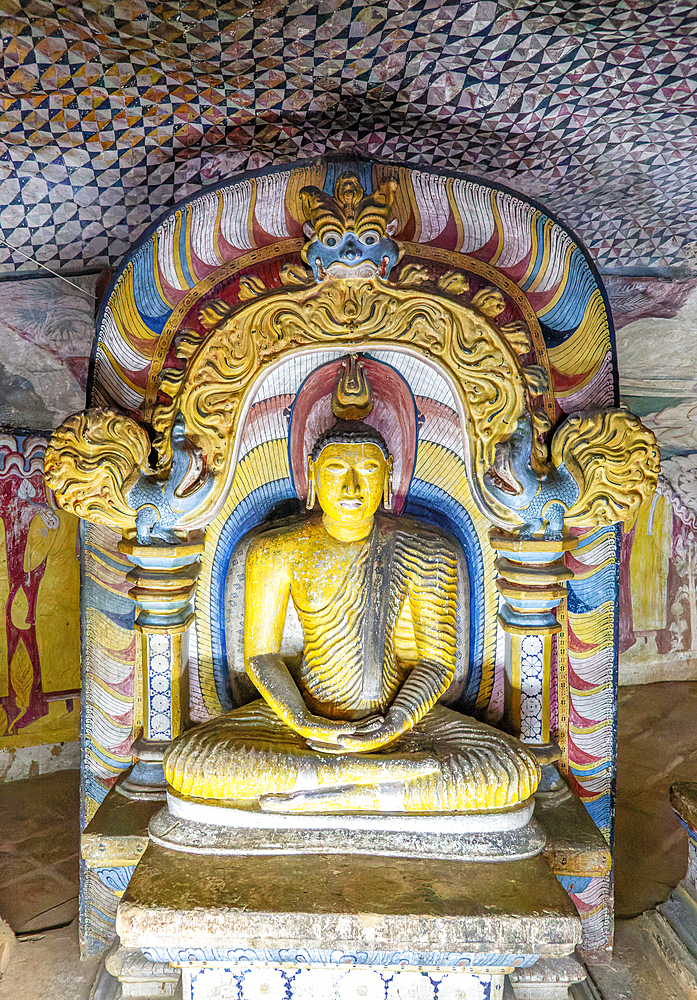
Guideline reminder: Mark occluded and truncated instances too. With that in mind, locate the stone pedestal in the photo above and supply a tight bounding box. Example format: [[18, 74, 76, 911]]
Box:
[[115, 844, 581, 1000], [85, 772, 609, 983]]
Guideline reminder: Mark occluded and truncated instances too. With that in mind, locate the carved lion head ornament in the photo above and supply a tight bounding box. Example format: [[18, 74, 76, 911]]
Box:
[[300, 174, 402, 282]]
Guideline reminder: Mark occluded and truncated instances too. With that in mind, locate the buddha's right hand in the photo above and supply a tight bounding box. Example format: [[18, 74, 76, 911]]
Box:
[[291, 711, 357, 747], [247, 654, 356, 746]]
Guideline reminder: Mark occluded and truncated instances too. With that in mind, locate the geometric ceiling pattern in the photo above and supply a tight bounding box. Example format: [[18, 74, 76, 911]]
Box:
[[1, 0, 697, 276]]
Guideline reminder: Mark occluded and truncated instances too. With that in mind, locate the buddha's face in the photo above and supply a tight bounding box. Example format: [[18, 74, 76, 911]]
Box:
[[313, 442, 391, 524]]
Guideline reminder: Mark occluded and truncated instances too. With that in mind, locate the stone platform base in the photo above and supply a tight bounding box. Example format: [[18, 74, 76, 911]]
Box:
[[149, 792, 545, 861], [180, 964, 508, 998], [113, 844, 581, 999], [96, 957, 589, 1000], [99, 957, 594, 999]]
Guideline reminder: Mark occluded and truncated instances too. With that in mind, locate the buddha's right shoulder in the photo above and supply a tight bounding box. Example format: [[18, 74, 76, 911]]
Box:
[[245, 515, 318, 559]]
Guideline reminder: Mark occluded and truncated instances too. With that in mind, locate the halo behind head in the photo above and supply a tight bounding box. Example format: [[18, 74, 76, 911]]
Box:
[[313, 361, 388, 461], [288, 354, 418, 514]]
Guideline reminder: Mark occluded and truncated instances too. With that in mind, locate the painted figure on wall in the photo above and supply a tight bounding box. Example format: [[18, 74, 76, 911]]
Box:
[[0, 434, 80, 743], [24, 504, 80, 696]]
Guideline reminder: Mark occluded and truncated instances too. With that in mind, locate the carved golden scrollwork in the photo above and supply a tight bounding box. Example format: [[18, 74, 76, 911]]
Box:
[[553, 408, 660, 528], [44, 408, 151, 537], [43, 276, 659, 541], [150, 276, 528, 528]]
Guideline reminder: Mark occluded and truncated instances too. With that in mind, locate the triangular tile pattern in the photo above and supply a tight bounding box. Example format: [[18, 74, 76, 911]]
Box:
[[1, 0, 697, 273]]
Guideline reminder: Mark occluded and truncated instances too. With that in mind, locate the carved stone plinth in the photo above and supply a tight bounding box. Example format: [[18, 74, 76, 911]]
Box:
[[114, 843, 580, 1000], [148, 791, 545, 862]]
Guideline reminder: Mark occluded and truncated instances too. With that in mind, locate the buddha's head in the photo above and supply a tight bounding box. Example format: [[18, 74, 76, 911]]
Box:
[[306, 357, 393, 530], [308, 423, 393, 526]]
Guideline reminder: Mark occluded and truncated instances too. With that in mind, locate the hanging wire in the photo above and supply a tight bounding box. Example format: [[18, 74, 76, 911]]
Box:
[[0, 236, 94, 297]]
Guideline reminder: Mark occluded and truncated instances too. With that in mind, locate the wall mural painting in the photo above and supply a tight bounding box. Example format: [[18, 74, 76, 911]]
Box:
[[0, 433, 81, 747], [615, 283, 697, 683], [0, 273, 103, 430]]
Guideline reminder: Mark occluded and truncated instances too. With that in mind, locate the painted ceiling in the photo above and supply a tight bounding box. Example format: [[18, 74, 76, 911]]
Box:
[[1, 0, 696, 277]]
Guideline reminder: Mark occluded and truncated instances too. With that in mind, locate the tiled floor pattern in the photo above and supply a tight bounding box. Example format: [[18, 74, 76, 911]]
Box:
[[0, 682, 695, 995], [0, 769, 79, 935]]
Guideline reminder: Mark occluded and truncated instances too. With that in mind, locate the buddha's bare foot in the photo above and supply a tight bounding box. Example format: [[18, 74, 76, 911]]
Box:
[[259, 783, 401, 814], [259, 755, 441, 813]]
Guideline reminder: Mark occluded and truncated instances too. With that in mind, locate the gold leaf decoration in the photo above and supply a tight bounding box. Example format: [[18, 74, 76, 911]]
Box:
[[552, 409, 660, 528], [198, 299, 232, 331], [471, 285, 506, 319], [398, 263, 430, 288], [151, 276, 527, 529], [499, 320, 531, 355], [238, 275, 268, 300], [44, 408, 151, 537], [437, 270, 470, 295], [279, 263, 313, 286]]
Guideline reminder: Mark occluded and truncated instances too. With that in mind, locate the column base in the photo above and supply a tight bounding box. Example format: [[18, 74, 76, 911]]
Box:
[[525, 743, 562, 767], [106, 944, 181, 998], [117, 738, 170, 801], [510, 956, 586, 999], [118, 765, 167, 801]]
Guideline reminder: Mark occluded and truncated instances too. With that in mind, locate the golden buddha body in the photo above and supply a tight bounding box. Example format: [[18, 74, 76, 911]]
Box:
[[164, 409, 540, 815]]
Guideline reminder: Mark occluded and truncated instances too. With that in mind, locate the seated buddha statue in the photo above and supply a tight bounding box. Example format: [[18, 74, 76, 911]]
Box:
[[164, 361, 540, 815]]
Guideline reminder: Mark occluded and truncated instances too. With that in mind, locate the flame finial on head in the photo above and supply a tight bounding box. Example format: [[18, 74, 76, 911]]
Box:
[[331, 356, 374, 421]]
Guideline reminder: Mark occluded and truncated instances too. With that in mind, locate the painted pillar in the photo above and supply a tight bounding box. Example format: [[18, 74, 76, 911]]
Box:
[[117, 539, 204, 798], [491, 533, 577, 765]]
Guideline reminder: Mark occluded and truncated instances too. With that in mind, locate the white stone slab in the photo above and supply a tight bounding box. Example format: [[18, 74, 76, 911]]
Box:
[[150, 802, 545, 862], [167, 791, 535, 833]]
